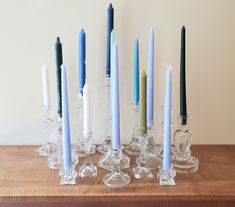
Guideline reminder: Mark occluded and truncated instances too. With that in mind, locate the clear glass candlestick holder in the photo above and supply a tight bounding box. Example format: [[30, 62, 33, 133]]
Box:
[[103, 149, 131, 188], [125, 105, 141, 155], [36, 105, 59, 156], [133, 133, 153, 179], [172, 115, 199, 173], [60, 167, 77, 185], [79, 132, 97, 177], [156, 105, 175, 159], [97, 77, 112, 154], [157, 164, 176, 186], [136, 126, 162, 169], [48, 115, 79, 170], [98, 146, 130, 171]]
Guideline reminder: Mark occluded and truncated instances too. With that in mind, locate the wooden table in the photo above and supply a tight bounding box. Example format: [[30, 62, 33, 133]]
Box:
[[0, 145, 234, 207]]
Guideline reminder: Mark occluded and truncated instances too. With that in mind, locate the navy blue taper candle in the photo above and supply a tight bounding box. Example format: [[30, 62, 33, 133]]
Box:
[[55, 37, 63, 117], [79, 28, 86, 96], [106, 3, 114, 77], [180, 26, 187, 124]]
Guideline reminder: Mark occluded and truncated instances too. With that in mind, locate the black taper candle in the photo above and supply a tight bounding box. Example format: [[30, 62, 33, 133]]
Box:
[[55, 37, 63, 117], [106, 3, 114, 77], [180, 26, 187, 124]]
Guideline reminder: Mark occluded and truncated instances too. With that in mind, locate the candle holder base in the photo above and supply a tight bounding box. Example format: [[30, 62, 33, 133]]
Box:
[[172, 155, 199, 173], [97, 136, 111, 154], [98, 148, 130, 171], [59, 168, 77, 185], [48, 148, 79, 170], [157, 165, 176, 186], [132, 162, 153, 179], [79, 161, 97, 177], [136, 155, 162, 170], [103, 149, 130, 188], [36, 142, 59, 157]]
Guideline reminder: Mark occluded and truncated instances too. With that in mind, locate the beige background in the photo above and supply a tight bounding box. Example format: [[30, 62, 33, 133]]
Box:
[[0, 0, 234, 145]]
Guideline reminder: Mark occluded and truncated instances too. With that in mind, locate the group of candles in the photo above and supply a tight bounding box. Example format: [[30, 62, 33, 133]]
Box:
[[41, 3, 188, 184]]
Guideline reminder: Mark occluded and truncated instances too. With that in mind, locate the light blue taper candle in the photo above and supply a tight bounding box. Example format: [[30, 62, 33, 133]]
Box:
[[109, 30, 115, 120], [147, 28, 154, 127], [133, 39, 139, 106], [163, 67, 172, 172], [112, 42, 121, 150], [61, 64, 72, 171], [79, 28, 86, 96]]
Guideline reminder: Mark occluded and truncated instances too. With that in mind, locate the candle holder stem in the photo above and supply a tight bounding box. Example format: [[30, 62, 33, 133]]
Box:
[[103, 149, 130, 188], [97, 77, 112, 154], [125, 105, 141, 155]]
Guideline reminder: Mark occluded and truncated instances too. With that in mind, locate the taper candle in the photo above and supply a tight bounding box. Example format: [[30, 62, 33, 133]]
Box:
[[106, 3, 114, 77], [139, 70, 147, 136], [109, 30, 115, 120], [180, 26, 187, 118], [79, 28, 86, 96], [42, 65, 51, 110], [55, 37, 63, 117], [83, 83, 91, 137], [163, 67, 172, 172], [112, 42, 120, 150], [133, 39, 139, 106], [61, 64, 72, 171], [147, 28, 154, 128]]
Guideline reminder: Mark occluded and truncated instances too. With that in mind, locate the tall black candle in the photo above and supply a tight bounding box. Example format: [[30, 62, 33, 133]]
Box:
[[55, 37, 63, 117], [180, 26, 187, 124], [106, 3, 114, 77]]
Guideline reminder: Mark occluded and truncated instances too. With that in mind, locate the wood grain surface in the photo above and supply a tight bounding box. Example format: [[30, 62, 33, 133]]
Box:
[[0, 145, 234, 207]]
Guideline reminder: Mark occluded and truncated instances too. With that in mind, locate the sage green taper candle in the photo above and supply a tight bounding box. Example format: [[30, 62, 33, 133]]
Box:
[[138, 70, 147, 136], [180, 26, 187, 119]]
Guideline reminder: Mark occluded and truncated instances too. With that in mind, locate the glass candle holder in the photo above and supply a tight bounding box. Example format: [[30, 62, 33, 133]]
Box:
[[59, 166, 77, 185], [136, 126, 162, 169], [36, 105, 59, 156], [75, 96, 96, 158], [98, 146, 130, 171], [157, 164, 176, 185], [97, 77, 112, 154], [156, 105, 175, 159], [78, 132, 97, 177], [125, 105, 141, 155], [133, 133, 153, 179], [103, 149, 131, 188], [48, 115, 79, 170], [172, 115, 199, 173]]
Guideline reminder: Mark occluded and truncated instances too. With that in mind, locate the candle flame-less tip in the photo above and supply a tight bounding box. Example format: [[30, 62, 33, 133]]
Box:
[[108, 3, 113, 9], [56, 36, 61, 42], [181, 25, 186, 31]]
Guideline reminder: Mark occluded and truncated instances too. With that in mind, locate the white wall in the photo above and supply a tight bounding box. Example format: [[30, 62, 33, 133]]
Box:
[[0, 0, 234, 145]]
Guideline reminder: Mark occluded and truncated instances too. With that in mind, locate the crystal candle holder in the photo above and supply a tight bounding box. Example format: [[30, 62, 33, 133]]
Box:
[[136, 126, 162, 169], [75, 96, 96, 157], [79, 132, 97, 177], [156, 105, 175, 159], [103, 149, 130, 188], [98, 147, 130, 171], [97, 77, 112, 154], [36, 105, 59, 156], [48, 115, 79, 170], [172, 115, 199, 173], [157, 165, 176, 185], [60, 167, 77, 185], [125, 105, 141, 155], [133, 133, 153, 179]]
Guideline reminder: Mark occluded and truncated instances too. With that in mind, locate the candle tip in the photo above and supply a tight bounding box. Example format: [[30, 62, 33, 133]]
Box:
[[141, 70, 146, 76], [108, 3, 113, 9], [181, 25, 186, 31], [56, 36, 60, 43]]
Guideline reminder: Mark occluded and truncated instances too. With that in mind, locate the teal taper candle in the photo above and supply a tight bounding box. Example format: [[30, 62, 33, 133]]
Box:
[[180, 26, 187, 124], [55, 37, 63, 117]]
